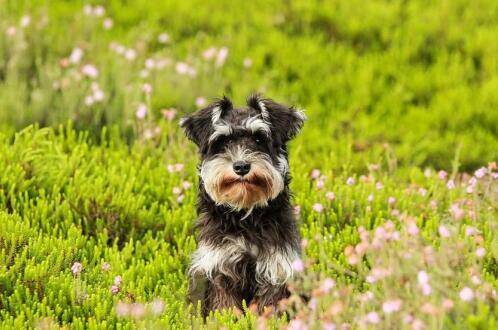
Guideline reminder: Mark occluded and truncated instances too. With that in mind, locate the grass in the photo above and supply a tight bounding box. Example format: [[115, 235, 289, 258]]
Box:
[[0, 1, 497, 329]]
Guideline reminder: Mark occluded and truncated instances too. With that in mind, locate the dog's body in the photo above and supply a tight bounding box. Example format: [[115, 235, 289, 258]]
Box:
[[181, 95, 305, 315]]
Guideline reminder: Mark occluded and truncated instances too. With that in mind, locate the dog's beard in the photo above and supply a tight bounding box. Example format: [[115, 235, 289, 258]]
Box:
[[200, 148, 284, 211]]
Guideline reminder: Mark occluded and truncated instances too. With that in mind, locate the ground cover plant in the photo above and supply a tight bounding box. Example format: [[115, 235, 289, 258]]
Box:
[[0, 1, 497, 329]]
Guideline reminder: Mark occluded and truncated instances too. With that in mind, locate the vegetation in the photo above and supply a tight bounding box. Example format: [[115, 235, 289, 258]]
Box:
[[0, 1, 497, 328]]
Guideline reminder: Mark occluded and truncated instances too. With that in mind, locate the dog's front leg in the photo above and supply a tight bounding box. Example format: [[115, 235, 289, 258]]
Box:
[[204, 273, 244, 315], [252, 283, 290, 313]]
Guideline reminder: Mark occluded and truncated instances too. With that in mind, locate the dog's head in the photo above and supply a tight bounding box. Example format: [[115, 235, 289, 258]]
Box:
[[180, 95, 305, 211]]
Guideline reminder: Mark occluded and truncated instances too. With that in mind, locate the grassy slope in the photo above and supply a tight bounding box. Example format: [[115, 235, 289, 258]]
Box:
[[0, 1, 497, 328]]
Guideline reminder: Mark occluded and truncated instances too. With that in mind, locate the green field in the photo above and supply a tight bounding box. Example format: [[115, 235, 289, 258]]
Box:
[[0, 1, 497, 329]]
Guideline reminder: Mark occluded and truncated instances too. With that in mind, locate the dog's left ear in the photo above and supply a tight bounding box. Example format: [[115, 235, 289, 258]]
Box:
[[248, 95, 306, 142]]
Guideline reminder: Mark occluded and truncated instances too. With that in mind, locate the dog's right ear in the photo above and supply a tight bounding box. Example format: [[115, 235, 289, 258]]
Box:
[[179, 96, 233, 147]]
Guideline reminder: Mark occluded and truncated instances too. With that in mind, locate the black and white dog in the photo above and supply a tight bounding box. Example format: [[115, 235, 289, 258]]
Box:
[[180, 94, 305, 315]]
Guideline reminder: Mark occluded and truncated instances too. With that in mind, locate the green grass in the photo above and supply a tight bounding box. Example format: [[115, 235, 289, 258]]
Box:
[[0, 1, 497, 329]]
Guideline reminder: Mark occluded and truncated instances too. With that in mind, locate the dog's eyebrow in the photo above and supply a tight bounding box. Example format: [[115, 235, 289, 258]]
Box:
[[209, 105, 233, 143], [243, 115, 271, 136]]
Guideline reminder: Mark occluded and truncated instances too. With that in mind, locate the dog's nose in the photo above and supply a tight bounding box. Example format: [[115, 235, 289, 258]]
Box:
[[233, 161, 251, 176]]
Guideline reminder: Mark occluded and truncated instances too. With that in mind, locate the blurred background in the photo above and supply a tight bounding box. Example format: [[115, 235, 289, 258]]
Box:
[[1, 0, 497, 169]]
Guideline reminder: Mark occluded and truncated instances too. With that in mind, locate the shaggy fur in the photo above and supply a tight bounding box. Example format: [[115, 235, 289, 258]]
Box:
[[181, 94, 305, 316]]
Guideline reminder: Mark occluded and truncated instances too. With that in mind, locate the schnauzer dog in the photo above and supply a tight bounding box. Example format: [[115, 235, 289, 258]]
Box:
[[180, 94, 305, 315]]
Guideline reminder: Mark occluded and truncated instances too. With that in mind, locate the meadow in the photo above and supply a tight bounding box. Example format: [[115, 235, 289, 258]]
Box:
[[0, 1, 497, 329]]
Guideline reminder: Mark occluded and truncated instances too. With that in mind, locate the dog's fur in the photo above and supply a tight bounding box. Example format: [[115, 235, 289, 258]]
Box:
[[180, 94, 305, 315]]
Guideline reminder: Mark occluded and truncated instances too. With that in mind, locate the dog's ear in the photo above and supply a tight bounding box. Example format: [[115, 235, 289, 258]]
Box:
[[180, 96, 233, 147], [247, 94, 306, 142]]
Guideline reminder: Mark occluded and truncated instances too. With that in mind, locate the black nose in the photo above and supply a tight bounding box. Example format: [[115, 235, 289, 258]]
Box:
[[233, 161, 251, 176]]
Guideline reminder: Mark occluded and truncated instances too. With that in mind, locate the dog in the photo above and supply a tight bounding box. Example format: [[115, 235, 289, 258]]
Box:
[[180, 94, 305, 316]]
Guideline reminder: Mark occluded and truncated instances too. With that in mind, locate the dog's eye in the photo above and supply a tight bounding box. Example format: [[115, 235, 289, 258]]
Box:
[[253, 133, 266, 145]]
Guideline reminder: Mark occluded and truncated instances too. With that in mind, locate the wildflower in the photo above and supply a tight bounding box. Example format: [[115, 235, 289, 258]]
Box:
[[471, 275, 481, 285], [215, 47, 229, 67], [116, 302, 130, 317], [81, 64, 99, 79], [365, 312, 380, 324], [417, 271, 429, 285], [84, 95, 95, 106], [124, 48, 137, 61], [367, 193, 374, 202], [466, 185, 474, 194], [438, 225, 451, 238], [347, 254, 359, 265], [182, 181, 192, 190], [407, 222, 419, 236], [421, 303, 437, 315], [388, 197, 396, 205], [476, 247, 486, 258], [420, 283, 432, 296], [114, 275, 122, 286], [172, 187, 181, 195], [93, 5, 105, 17], [103, 18, 113, 29], [136, 103, 147, 119], [375, 182, 383, 190], [177, 195, 185, 203], [459, 287, 474, 301], [176, 62, 190, 75], [288, 319, 308, 330], [243, 57, 253, 68], [293, 205, 301, 215], [6, 26, 17, 37], [93, 89, 104, 102], [69, 47, 84, 64], [316, 179, 324, 189], [438, 170, 448, 180], [442, 299, 454, 310], [412, 319, 425, 330], [312, 203, 324, 213], [465, 226, 477, 236], [291, 259, 304, 272], [418, 188, 427, 196], [300, 239, 308, 248], [71, 262, 83, 276], [359, 291, 374, 302], [403, 314, 413, 324], [202, 47, 217, 60], [322, 323, 336, 330], [446, 180, 455, 189], [142, 83, 152, 94], [151, 299, 165, 315], [161, 108, 177, 121], [20, 15, 31, 28], [320, 278, 335, 293], [130, 303, 146, 319], [474, 167, 487, 178], [311, 169, 321, 179], [326, 191, 335, 201], [382, 299, 402, 314], [195, 97, 206, 107], [83, 5, 93, 15], [346, 177, 355, 186], [110, 285, 120, 295], [449, 203, 464, 220], [158, 33, 170, 44], [102, 262, 111, 271]]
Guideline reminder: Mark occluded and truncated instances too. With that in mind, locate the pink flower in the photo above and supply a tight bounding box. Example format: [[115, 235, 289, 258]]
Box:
[[310, 169, 321, 179], [243, 57, 253, 68], [388, 197, 396, 205], [476, 247, 486, 258], [84, 95, 95, 106], [136, 103, 148, 119], [202, 47, 217, 60], [326, 191, 335, 201], [438, 225, 451, 238], [438, 170, 448, 180], [407, 222, 419, 236], [151, 299, 165, 315], [71, 262, 83, 276], [81, 64, 99, 79], [288, 319, 308, 330], [465, 226, 477, 236], [130, 303, 146, 319], [316, 179, 324, 189], [172, 187, 181, 195], [346, 177, 355, 186], [145, 58, 156, 69], [359, 291, 374, 302], [375, 182, 383, 190], [320, 278, 335, 293], [69, 47, 84, 64], [420, 283, 432, 296], [6, 26, 17, 37], [459, 287, 474, 301], [161, 108, 177, 121], [418, 188, 427, 196], [291, 259, 304, 272], [365, 312, 380, 324], [446, 180, 455, 189], [103, 18, 113, 29], [83, 5, 93, 15], [215, 47, 229, 67], [124, 48, 137, 61], [442, 299, 454, 310], [417, 271, 429, 285], [110, 285, 120, 295], [177, 195, 185, 203], [382, 299, 402, 314], [142, 83, 152, 94], [102, 262, 111, 271], [93, 5, 105, 17], [176, 62, 190, 75], [182, 181, 192, 190], [367, 194, 374, 202], [293, 205, 301, 215], [312, 203, 324, 213], [449, 203, 464, 220], [116, 302, 130, 317], [158, 33, 170, 44], [195, 97, 206, 107], [300, 239, 308, 248], [474, 167, 487, 178], [114, 275, 122, 286]]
